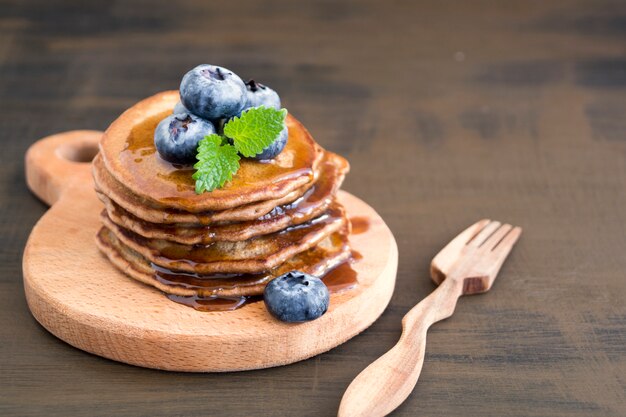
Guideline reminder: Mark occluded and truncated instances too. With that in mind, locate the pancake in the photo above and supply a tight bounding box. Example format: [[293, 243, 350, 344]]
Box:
[[102, 151, 349, 243], [101, 204, 347, 274], [96, 225, 351, 297], [93, 156, 311, 225], [99, 91, 324, 212], [93, 89, 354, 311]]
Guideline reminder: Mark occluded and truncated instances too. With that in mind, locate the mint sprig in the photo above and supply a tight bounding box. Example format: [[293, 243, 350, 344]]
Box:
[[224, 107, 287, 157], [192, 107, 288, 193], [193, 134, 240, 194]]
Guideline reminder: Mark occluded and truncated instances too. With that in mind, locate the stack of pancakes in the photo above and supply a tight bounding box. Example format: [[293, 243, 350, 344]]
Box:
[[94, 91, 351, 307]]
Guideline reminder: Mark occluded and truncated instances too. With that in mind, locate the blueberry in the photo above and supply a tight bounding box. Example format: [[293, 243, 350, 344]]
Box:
[[252, 123, 288, 160], [154, 112, 215, 165], [180, 65, 247, 120], [243, 79, 281, 111], [173, 100, 188, 114], [264, 271, 329, 323], [175, 100, 224, 133]]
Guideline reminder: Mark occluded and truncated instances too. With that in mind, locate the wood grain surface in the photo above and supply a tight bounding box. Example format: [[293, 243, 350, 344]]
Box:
[[1, 0, 625, 416]]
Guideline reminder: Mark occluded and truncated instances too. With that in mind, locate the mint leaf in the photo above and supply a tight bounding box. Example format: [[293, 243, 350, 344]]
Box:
[[192, 134, 240, 193], [224, 106, 287, 157], [192, 107, 289, 194]]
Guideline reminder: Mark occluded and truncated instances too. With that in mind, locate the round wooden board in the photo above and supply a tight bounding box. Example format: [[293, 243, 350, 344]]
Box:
[[23, 131, 398, 372]]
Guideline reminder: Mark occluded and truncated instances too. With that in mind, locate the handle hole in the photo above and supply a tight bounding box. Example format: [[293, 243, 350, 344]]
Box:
[[57, 143, 99, 163]]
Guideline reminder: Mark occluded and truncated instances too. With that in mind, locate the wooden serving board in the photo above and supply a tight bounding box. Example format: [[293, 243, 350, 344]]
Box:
[[23, 131, 398, 372]]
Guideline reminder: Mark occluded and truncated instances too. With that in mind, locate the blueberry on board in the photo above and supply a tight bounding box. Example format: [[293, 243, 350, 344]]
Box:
[[264, 271, 329, 323], [252, 123, 288, 160], [180, 64, 247, 120], [154, 112, 216, 165], [173, 100, 188, 114], [243, 79, 281, 111]]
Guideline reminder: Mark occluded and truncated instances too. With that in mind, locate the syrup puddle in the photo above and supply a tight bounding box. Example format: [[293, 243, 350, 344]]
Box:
[[349, 216, 370, 234]]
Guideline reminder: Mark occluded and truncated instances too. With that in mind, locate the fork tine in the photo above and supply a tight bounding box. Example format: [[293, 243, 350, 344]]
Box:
[[483, 224, 512, 250], [493, 226, 522, 255], [468, 221, 501, 247], [445, 219, 491, 248], [431, 219, 490, 272]]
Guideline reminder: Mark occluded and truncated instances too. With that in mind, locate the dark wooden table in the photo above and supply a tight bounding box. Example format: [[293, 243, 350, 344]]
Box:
[[2, 1, 625, 416]]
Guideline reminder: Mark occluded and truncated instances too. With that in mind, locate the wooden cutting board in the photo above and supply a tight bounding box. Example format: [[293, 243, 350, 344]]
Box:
[[22, 130, 398, 372]]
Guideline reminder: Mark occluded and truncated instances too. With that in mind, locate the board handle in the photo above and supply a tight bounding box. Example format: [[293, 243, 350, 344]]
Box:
[[25, 130, 103, 206]]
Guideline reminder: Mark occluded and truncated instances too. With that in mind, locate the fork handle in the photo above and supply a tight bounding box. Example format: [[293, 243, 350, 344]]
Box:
[[338, 278, 463, 417]]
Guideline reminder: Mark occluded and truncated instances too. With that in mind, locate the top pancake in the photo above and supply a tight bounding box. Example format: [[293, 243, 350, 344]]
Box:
[[99, 91, 323, 212], [93, 153, 312, 225]]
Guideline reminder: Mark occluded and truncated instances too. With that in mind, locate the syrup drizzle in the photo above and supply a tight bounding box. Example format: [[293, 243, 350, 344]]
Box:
[[167, 294, 252, 311], [159, 249, 360, 312]]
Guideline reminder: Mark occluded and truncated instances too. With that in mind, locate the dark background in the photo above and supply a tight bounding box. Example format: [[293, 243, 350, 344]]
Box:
[[1, 0, 625, 416]]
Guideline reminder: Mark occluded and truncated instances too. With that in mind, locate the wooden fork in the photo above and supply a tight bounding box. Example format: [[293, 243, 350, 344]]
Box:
[[338, 219, 522, 417]]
